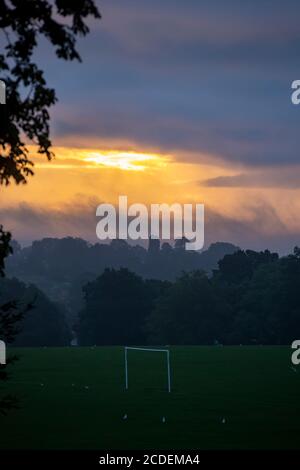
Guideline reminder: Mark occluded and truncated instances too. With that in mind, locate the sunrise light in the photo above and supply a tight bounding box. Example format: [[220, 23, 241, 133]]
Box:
[[83, 150, 169, 171]]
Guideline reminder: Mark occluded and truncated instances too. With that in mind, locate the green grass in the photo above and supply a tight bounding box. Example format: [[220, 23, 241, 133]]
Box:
[[0, 346, 300, 449]]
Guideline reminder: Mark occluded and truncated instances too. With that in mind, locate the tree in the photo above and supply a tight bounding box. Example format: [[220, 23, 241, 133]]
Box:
[[215, 249, 278, 284], [210, 247, 300, 345], [0, 226, 34, 414], [0, 277, 71, 346], [293, 246, 300, 259], [78, 268, 168, 346], [146, 271, 232, 345], [0, 1, 100, 413], [0, 0, 100, 185]]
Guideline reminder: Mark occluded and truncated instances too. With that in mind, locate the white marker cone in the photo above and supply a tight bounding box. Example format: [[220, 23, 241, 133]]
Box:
[[162, 417, 166, 423], [123, 414, 127, 420]]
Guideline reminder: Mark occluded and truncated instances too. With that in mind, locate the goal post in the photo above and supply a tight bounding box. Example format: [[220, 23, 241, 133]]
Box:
[[124, 347, 171, 393]]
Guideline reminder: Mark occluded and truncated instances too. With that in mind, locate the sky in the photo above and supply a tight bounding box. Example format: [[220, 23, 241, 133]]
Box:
[[1, 0, 300, 253]]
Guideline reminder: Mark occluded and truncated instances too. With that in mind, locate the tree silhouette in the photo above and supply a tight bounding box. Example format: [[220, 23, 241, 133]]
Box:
[[0, 0, 100, 185], [146, 271, 232, 345], [0, 1, 100, 414], [0, 226, 35, 414], [0, 225, 11, 276], [79, 268, 153, 346]]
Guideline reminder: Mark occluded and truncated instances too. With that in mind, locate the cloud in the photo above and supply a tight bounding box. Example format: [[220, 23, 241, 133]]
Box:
[[51, 104, 300, 167], [0, 199, 100, 245], [30, 0, 300, 168], [204, 201, 300, 254], [1, 197, 299, 254], [96, 0, 300, 70], [201, 168, 300, 189], [3, 0, 300, 255]]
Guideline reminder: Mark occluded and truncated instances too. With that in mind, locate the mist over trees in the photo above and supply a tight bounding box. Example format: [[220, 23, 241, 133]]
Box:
[[6, 237, 238, 327], [7, 238, 239, 282]]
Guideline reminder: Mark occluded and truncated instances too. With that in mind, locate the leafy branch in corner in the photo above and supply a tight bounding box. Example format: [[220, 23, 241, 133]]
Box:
[[0, 0, 101, 185]]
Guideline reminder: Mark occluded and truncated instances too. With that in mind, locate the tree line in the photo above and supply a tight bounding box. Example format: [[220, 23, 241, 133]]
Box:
[[7, 237, 238, 282], [78, 247, 300, 346], [1, 244, 300, 347], [6, 237, 238, 327]]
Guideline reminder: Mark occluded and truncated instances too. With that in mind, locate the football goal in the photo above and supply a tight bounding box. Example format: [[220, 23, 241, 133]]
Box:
[[124, 347, 171, 393]]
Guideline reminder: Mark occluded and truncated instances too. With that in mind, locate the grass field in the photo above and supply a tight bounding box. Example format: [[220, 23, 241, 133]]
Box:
[[0, 346, 300, 449]]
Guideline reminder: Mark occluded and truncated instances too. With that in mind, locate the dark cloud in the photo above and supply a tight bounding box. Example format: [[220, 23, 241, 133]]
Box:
[[201, 170, 300, 189], [31, 0, 300, 167], [51, 103, 300, 167]]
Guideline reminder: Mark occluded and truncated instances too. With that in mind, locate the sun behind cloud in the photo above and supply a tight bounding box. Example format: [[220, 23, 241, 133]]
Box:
[[83, 150, 169, 171], [32, 147, 170, 172]]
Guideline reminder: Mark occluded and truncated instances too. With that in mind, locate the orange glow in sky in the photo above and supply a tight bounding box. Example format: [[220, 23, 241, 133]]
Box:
[[82, 150, 170, 171], [2, 145, 300, 248], [34, 147, 171, 172]]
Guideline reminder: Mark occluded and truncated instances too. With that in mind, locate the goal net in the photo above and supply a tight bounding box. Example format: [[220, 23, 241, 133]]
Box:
[[124, 347, 171, 393]]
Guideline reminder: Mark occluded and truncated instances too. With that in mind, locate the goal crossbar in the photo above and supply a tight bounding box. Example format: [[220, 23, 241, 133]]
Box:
[[124, 347, 171, 393]]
